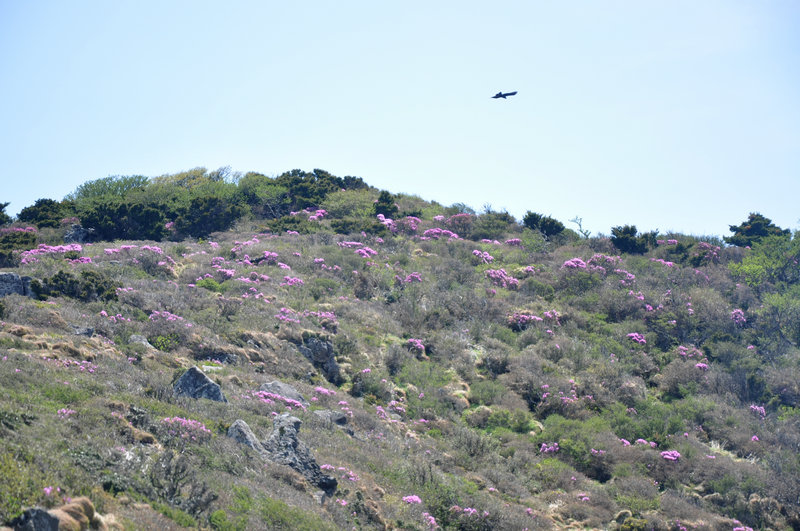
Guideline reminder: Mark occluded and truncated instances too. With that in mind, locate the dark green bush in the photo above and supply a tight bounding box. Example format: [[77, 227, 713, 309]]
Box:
[[31, 270, 119, 302], [523, 211, 565, 239]]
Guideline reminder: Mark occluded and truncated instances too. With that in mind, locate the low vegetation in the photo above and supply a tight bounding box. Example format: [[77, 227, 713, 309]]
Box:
[[1, 170, 799, 529]]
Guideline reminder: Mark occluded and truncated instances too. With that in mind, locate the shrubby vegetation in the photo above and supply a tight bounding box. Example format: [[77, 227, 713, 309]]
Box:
[[1, 173, 799, 529]]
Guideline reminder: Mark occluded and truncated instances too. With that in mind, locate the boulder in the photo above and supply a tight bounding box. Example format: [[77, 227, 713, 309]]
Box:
[[298, 337, 342, 385], [0, 272, 32, 298], [63, 224, 95, 244], [225, 416, 337, 495], [313, 409, 348, 426], [128, 334, 156, 350], [8, 507, 60, 530], [173, 366, 227, 402], [227, 419, 267, 456], [72, 326, 94, 337], [263, 414, 338, 495], [259, 381, 309, 408]]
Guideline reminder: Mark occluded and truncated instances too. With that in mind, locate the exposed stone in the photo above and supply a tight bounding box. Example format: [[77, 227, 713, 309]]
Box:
[[128, 334, 155, 350], [298, 337, 342, 385], [313, 409, 348, 426], [0, 272, 32, 298], [72, 326, 94, 337], [63, 224, 95, 244], [263, 413, 337, 495], [259, 381, 309, 408], [173, 366, 227, 402], [8, 507, 60, 530], [227, 419, 267, 456]]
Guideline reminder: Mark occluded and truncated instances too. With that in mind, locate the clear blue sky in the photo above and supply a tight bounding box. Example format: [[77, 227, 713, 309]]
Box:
[[1, 1, 798, 237]]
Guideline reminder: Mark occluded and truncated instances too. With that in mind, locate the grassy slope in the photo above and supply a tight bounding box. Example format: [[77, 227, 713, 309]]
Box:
[[1, 208, 799, 530]]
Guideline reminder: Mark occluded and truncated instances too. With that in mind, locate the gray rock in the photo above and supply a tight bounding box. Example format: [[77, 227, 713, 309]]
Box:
[[0, 272, 32, 298], [72, 326, 94, 337], [263, 414, 337, 494], [227, 419, 267, 456], [128, 334, 156, 350], [298, 337, 342, 385], [173, 366, 227, 402], [313, 409, 348, 426], [9, 507, 60, 530], [259, 381, 309, 408], [63, 224, 94, 244]]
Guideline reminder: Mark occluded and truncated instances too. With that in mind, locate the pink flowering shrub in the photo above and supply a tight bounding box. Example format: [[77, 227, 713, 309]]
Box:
[[485, 269, 519, 289], [159, 416, 212, 447]]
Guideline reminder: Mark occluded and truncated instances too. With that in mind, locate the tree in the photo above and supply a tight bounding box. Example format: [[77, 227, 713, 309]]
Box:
[[724, 213, 789, 248], [610, 225, 657, 254], [16, 198, 71, 228], [65, 175, 149, 202], [235, 172, 290, 219], [373, 190, 398, 218], [0, 203, 11, 226], [522, 212, 565, 239]]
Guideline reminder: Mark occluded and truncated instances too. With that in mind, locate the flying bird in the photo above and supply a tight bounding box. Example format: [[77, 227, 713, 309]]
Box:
[[492, 91, 517, 99]]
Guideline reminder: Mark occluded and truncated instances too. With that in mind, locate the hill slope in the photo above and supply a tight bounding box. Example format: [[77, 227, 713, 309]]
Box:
[[1, 173, 800, 530]]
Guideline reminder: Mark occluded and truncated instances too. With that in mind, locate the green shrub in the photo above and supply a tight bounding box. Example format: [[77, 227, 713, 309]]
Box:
[[256, 496, 337, 530], [150, 334, 181, 352], [31, 270, 119, 302], [196, 277, 224, 293], [522, 211, 564, 239]]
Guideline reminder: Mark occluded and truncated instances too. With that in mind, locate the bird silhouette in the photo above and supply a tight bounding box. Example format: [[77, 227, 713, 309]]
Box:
[[492, 91, 517, 99]]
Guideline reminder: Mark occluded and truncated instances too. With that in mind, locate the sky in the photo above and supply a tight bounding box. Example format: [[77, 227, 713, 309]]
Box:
[[1, 1, 798, 237]]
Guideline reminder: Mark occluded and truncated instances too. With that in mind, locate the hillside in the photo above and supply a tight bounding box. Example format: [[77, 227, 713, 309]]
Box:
[[1, 170, 799, 530]]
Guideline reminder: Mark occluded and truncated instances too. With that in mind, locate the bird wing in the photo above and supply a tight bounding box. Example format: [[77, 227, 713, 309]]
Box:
[[505, 91, 517, 97]]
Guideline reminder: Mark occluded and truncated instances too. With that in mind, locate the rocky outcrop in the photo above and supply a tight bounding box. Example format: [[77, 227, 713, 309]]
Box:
[[8, 497, 118, 531], [264, 414, 338, 494], [128, 334, 156, 350], [227, 419, 267, 456], [0, 272, 32, 298], [227, 415, 337, 495], [259, 381, 309, 408], [7, 508, 59, 530], [63, 224, 95, 244], [298, 337, 342, 385], [313, 409, 348, 426], [173, 366, 227, 402]]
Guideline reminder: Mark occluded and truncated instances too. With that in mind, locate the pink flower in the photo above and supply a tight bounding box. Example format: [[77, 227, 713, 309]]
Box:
[[403, 495, 422, 504]]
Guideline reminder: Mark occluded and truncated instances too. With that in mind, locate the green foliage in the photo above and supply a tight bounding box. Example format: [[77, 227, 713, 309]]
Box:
[[256, 496, 338, 530], [522, 211, 565, 238], [486, 407, 535, 433], [151, 501, 197, 527], [150, 334, 182, 352], [469, 380, 506, 406], [275, 168, 367, 211], [724, 212, 789, 247], [373, 190, 399, 218], [537, 415, 614, 480], [0, 202, 12, 225], [0, 451, 49, 522], [610, 225, 656, 254], [729, 233, 800, 290], [329, 218, 387, 236], [0, 228, 38, 267], [196, 277, 224, 293], [173, 195, 245, 238], [16, 198, 72, 229], [31, 270, 119, 302], [472, 210, 518, 240], [66, 175, 150, 202], [78, 198, 168, 241], [235, 172, 290, 219], [320, 188, 376, 219]]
